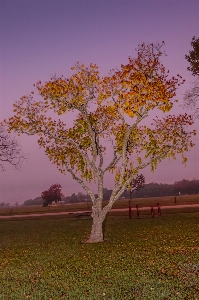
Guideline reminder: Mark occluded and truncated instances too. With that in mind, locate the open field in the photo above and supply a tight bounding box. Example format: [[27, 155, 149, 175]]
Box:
[[0, 205, 199, 221], [0, 212, 199, 299], [0, 194, 199, 216]]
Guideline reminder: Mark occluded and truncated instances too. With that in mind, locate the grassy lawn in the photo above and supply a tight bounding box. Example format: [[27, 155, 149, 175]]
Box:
[[0, 212, 199, 299]]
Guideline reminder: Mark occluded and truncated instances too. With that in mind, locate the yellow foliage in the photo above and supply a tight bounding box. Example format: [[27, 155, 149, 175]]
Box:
[[3, 42, 196, 186]]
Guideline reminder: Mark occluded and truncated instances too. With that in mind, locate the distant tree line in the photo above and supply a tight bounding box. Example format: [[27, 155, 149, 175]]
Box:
[[22, 197, 43, 206], [22, 179, 199, 206], [63, 179, 199, 202], [129, 179, 199, 198], [0, 202, 10, 207]]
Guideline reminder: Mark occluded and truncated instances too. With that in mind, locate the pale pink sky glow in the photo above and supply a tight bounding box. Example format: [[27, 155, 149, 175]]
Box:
[[0, 0, 199, 204]]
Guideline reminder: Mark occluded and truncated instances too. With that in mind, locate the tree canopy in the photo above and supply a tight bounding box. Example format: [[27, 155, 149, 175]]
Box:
[[5, 42, 196, 242], [41, 183, 64, 207]]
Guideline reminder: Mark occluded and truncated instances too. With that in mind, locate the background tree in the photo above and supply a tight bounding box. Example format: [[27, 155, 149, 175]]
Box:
[[5, 42, 196, 243], [41, 183, 64, 207], [185, 36, 199, 76], [183, 36, 199, 119], [125, 174, 145, 200], [0, 125, 26, 170]]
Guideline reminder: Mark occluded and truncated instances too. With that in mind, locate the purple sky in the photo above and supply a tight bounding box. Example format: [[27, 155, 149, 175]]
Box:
[[0, 0, 199, 205]]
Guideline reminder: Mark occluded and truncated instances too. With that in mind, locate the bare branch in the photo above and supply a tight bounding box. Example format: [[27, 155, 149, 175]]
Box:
[[182, 78, 199, 119], [0, 125, 26, 171], [65, 166, 96, 203]]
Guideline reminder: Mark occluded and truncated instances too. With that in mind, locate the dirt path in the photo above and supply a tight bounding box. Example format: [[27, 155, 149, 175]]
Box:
[[0, 204, 199, 219]]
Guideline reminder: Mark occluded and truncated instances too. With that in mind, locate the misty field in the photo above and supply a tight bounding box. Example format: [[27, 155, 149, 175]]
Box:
[[0, 212, 199, 299], [0, 194, 199, 217]]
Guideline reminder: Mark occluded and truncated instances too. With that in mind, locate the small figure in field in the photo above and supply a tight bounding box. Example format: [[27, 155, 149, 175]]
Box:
[[150, 205, 154, 218], [157, 203, 161, 216], [136, 204, 140, 218], [128, 201, 132, 219]]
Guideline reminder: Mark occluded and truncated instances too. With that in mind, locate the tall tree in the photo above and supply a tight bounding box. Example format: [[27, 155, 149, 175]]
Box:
[[5, 42, 196, 243], [183, 36, 199, 119], [0, 125, 26, 170]]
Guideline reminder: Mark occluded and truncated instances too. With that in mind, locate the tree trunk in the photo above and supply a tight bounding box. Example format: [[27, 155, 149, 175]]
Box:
[[87, 214, 104, 243], [87, 199, 107, 243], [86, 198, 110, 243]]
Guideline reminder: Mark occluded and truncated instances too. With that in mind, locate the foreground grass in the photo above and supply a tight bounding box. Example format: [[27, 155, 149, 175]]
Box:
[[0, 213, 199, 299]]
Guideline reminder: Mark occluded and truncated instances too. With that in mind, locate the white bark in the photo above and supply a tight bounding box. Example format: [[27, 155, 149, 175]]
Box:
[[88, 215, 104, 243], [87, 200, 105, 243]]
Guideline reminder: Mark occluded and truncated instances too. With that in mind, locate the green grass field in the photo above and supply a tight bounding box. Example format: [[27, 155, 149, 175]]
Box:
[[0, 212, 199, 299], [0, 194, 199, 216]]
